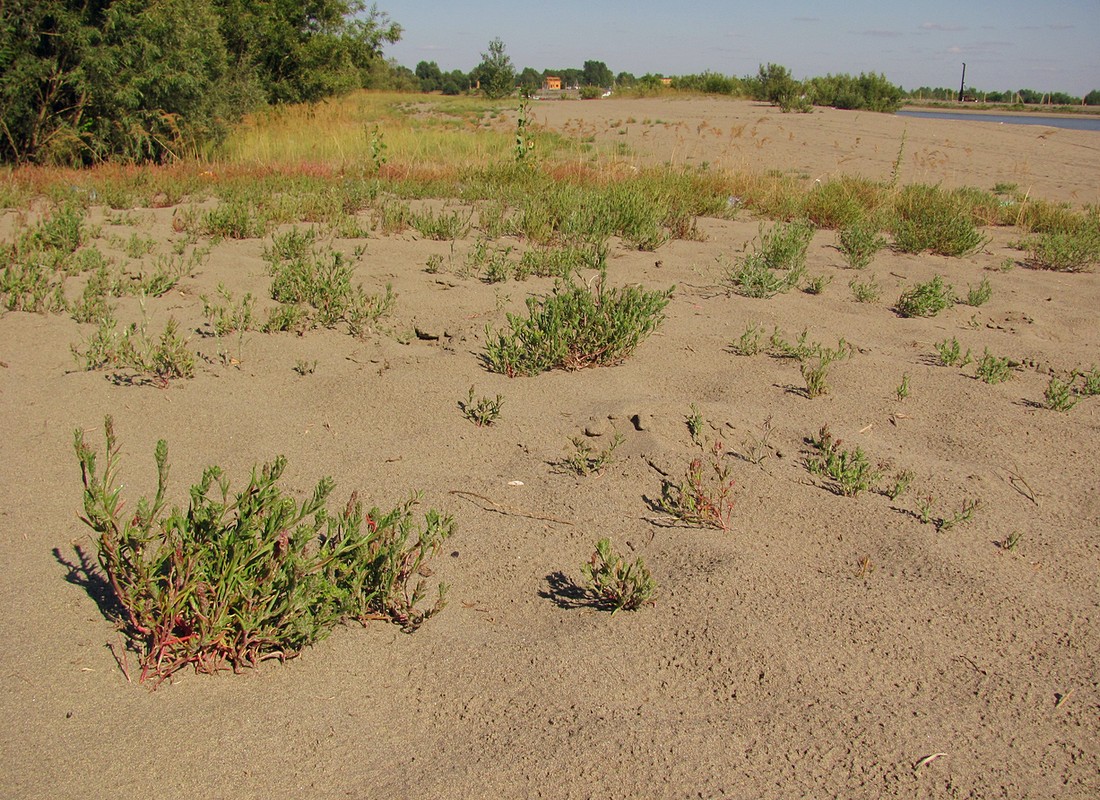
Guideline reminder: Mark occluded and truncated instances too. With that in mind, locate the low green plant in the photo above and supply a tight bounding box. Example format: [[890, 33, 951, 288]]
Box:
[[459, 386, 504, 426], [805, 425, 881, 497], [201, 200, 269, 239], [886, 469, 914, 501], [934, 337, 972, 368], [124, 233, 157, 259], [803, 275, 832, 295], [895, 374, 911, 401], [658, 440, 735, 531], [837, 220, 887, 269], [891, 186, 989, 257], [1023, 229, 1100, 272], [202, 285, 256, 336], [937, 498, 981, 532], [70, 262, 117, 324], [74, 417, 454, 687], [686, 405, 704, 445], [848, 273, 881, 303], [1044, 372, 1079, 412], [722, 252, 804, 298], [73, 314, 195, 383], [562, 433, 623, 476], [759, 219, 815, 271], [965, 276, 992, 307], [293, 359, 317, 376], [729, 322, 764, 356], [741, 415, 774, 466], [999, 530, 1022, 552], [411, 207, 473, 241], [800, 340, 852, 398], [1079, 367, 1100, 396], [975, 348, 1014, 384], [484, 274, 672, 376], [895, 275, 956, 318], [581, 538, 657, 613]]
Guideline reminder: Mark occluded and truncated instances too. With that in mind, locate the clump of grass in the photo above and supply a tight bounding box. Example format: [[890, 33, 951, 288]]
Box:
[[266, 241, 394, 337], [975, 348, 1014, 384], [686, 405, 704, 445], [803, 274, 832, 295], [74, 417, 455, 687], [722, 252, 804, 298], [936, 498, 981, 532], [484, 274, 672, 376], [886, 469, 915, 501], [934, 337, 972, 368], [965, 276, 992, 307], [1043, 372, 1078, 412], [73, 314, 195, 383], [729, 322, 764, 356], [202, 285, 256, 336], [895, 373, 911, 401], [895, 275, 956, 318], [562, 434, 624, 476], [1022, 228, 1100, 272], [581, 538, 657, 614], [658, 441, 735, 531], [799, 339, 853, 398], [837, 220, 887, 269], [459, 386, 504, 426], [759, 219, 815, 270], [200, 200, 269, 239], [411, 206, 473, 241], [805, 425, 881, 497], [1079, 367, 1100, 396], [891, 185, 989, 257], [848, 273, 881, 303]]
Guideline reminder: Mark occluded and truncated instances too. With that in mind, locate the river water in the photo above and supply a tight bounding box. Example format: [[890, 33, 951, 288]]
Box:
[[896, 109, 1100, 132]]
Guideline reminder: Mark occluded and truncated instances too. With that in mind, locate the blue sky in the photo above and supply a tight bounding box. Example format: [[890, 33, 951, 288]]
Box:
[[382, 1, 1098, 95]]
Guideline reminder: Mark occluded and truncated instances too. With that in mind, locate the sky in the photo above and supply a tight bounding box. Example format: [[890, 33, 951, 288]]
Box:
[[381, 1, 1098, 96]]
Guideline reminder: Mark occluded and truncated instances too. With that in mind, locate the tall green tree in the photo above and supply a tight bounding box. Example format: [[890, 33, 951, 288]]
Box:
[[474, 38, 515, 99], [582, 60, 613, 88]]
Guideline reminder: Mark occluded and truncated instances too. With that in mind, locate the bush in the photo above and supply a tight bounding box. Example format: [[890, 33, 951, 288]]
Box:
[[484, 274, 672, 376], [891, 185, 989, 257], [895, 275, 956, 318], [74, 417, 454, 687]]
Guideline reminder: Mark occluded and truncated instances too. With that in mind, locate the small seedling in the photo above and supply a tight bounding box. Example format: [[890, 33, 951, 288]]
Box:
[[686, 404, 704, 445], [998, 530, 1022, 552], [803, 275, 832, 295], [562, 434, 623, 476], [896, 275, 956, 318], [658, 440, 735, 531], [805, 425, 881, 497], [937, 498, 981, 531], [293, 359, 317, 376], [965, 276, 992, 307], [848, 274, 880, 303], [934, 337, 972, 368], [887, 469, 914, 501], [729, 322, 764, 356], [459, 386, 504, 427], [1044, 372, 1078, 412], [581, 538, 657, 613], [975, 349, 1014, 384], [1077, 367, 1100, 396], [917, 494, 935, 525], [741, 415, 774, 466], [799, 340, 852, 399], [895, 374, 911, 401]]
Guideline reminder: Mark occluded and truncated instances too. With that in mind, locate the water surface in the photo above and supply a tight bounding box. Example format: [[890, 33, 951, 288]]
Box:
[[897, 109, 1100, 132]]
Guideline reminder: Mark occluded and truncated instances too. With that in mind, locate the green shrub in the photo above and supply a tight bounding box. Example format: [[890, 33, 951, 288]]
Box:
[[975, 348, 1014, 384], [581, 538, 657, 613], [759, 219, 815, 271], [891, 185, 989, 256], [805, 425, 881, 497], [74, 417, 454, 687], [837, 220, 887, 269], [1023, 229, 1100, 272], [658, 441, 735, 531], [895, 275, 956, 318], [722, 252, 804, 298], [848, 274, 880, 303], [484, 274, 672, 376]]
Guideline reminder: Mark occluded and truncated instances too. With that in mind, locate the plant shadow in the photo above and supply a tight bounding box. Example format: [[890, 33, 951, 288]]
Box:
[[539, 571, 591, 609], [54, 544, 124, 623]]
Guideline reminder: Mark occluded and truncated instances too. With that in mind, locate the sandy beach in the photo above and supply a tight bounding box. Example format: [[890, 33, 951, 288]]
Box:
[[1, 96, 1098, 799]]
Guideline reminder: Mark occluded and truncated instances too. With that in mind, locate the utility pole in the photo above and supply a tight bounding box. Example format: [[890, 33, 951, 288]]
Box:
[[958, 63, 966, 102]]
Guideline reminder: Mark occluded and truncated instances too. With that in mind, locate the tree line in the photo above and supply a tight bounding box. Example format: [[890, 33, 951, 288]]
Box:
[[0, 0, 403, 164]]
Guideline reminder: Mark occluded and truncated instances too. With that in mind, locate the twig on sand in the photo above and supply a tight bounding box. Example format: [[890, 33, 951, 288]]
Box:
[[913, 752, 947, 772], [109, 634, 132, 683], [1055, 689, 1073, 709], [1004, 461, 1039, 506], [449, 490, 573, 526]]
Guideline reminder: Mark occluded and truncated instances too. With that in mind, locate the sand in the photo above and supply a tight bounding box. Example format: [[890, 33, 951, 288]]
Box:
[[1, 97, 1098, 799]]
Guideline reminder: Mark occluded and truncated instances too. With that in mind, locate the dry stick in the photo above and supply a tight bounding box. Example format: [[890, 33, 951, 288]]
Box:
[[448, 490, 574, 526], [1055, 689, 1074, 709], [1004, 461, 1039, 506], [914, 752, 947, 771]]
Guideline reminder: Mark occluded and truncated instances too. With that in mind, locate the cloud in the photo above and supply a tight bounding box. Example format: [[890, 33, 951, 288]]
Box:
[[921, 23, 965, 32]]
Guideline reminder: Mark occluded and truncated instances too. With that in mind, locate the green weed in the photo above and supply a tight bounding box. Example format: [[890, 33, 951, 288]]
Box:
[[74, 417, 454, 687], [581, 538, 657, 613], [1044, 372, 1078, 412], [848, 273, 881, 303], [562, 433, 624, 476], [895, 373, 911, 401], [895, 275, 956, 318], [934, 337, 972, 368], [837, 220, 887, 269], [805, 425, 881, 497], [459, 386, 504, 426], [658, 441, 735, 531], [484, 274, 672, 376], [729, 322, 764, 356], [965, 276, 992, 307], [803, 275, 832, 295], [975, 349, 1014, 384]]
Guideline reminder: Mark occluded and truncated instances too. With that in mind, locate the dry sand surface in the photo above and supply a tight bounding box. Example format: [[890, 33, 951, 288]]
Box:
[[1, 97, 1098, 799]]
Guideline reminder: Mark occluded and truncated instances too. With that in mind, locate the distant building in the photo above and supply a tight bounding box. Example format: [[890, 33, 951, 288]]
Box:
[[544, 76, 562, 91], [660, 77, 672, 87]]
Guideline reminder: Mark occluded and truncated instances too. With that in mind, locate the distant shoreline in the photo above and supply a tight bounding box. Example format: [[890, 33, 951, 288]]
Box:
[[902, 100, 1100, 118]]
